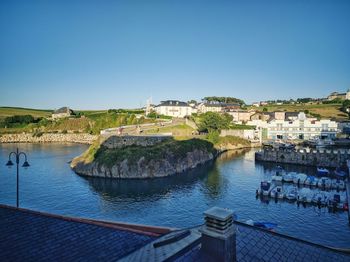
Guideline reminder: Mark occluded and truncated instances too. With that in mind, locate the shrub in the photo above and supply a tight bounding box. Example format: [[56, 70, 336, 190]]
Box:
[[62, 129, 68, 134], [207, 130, 220, 144]]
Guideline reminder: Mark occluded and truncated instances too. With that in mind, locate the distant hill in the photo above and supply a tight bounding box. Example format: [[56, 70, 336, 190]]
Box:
[[0, 107, 53, 120]]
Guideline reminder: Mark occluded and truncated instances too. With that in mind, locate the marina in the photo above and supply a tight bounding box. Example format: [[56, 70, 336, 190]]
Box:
[[1, 143, 350, 248], [256, 166, 349, 211]]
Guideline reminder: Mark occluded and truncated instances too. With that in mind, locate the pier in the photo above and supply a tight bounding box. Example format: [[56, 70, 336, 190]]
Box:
[[256, 148, 350, 167]]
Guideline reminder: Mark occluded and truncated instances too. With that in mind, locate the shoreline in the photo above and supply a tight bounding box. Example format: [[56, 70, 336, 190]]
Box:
[[0, 133, 98, 145]]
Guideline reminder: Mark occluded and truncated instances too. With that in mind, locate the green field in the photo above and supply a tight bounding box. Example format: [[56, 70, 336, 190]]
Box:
[[249, 103, 348, 120], [0, 107, 52, 120]]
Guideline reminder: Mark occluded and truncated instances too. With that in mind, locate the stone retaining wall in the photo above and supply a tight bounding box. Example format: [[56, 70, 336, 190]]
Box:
[[0, 133, 98, 144], [255, 148, 350, 167]]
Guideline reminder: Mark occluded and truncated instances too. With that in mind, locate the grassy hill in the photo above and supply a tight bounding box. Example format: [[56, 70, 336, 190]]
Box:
[[249, 103, 348, 121], [0, 107, 52, 120]]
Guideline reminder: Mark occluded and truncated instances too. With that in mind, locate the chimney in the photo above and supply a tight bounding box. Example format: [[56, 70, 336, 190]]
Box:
[[200, 207, 236, 262]]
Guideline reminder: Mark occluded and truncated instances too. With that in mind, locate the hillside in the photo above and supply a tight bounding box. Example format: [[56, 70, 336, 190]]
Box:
[[249, 103, 348, 121], [0, 107, 52, 120]]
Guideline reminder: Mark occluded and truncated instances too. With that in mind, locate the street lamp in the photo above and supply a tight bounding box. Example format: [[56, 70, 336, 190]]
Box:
[[6, 148, 30, 208]]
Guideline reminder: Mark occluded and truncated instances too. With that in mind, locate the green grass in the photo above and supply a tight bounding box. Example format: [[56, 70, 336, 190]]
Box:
[[144, 124, 195, 136], [250, 103, 348, 120], [216, 135, 251, 147], [0, 107, 52, 120], [92, 138, 216, 167]]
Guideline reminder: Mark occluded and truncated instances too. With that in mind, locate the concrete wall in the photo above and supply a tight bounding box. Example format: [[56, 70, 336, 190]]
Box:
[[220, 129, 255, 140], [255, 148, 350, 167]]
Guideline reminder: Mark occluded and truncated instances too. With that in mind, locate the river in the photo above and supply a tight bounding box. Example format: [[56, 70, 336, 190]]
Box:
[[0, 143, 349, 248]]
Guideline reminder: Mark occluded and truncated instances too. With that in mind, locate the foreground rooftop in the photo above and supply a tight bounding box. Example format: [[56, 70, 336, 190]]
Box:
[[0, 205, 349, 261]]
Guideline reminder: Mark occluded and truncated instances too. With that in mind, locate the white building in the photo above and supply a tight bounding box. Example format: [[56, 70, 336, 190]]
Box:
[[247, 112, 338, 141], [52, 107, 75, 120], [155, 100, 193, 118]]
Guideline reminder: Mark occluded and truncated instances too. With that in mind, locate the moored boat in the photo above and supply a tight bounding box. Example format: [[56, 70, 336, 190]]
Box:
[[257, 181, 274, 196], [317, 177, 332, 189], [285, 186, 298, 201], [270, 186, 284, 199], [331, 179, 345, 190], [317, 167, 329, 176], [292, 173, 307, 185], [312, 191, 329, 205], [297, 188, 313, 203], [304, 176, 318, 187], [282, 172, 296, 183]]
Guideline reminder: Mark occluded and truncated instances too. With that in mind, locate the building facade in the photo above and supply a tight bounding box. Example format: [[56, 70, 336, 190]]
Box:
[[327, 90, 350, 101], [52, 107, 74, 119], [248, 112, 338, 141], [155, 100, 193, 118]]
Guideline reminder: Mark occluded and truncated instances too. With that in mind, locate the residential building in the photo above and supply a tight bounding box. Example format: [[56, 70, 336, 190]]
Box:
[[247, 112, 338, 140], [197, 102, 240, 114], [252, 102, 260, 107], [228, 109, 255, 123], [155, 100, 193, 118], [327, 90, 350, 101], [52, 107, 75, 120]]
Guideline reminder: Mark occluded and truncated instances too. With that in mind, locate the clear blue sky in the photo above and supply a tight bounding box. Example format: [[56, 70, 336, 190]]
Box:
[[1, 0, 349, 109]]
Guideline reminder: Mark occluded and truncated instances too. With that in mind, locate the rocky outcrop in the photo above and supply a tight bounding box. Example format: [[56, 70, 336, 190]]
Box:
[[71, 136, 217, 179], [0, 133, 97, 144], [72, 149, 215, 179]]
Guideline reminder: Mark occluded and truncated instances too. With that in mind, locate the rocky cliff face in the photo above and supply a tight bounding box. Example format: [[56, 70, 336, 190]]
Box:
[[71, 136, 216, 179]]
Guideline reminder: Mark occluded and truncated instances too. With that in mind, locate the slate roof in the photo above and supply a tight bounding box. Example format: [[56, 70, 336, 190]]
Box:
[[53, 107, 74, 114], [158, 100, 189, 107], [174, 222, 350, 262], [2, 205, 350, 261], [0, 205, 160, 261]]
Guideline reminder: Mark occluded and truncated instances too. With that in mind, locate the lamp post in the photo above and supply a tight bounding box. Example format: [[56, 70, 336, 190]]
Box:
[[6, 148, 30, 208]]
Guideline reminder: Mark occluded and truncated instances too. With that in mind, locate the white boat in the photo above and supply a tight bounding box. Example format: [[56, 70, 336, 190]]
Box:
[[258, 181, 274, 196], [285, 186, 298, 201], [293, 173, 308, 185], [331, 179, 345, 190], [312, 191, 329, 205], [304, 176, 318, 187], [317, 167, 330, 176], [297, 188, 313, 203], [327, 192, 348, 209], [272, 173, 283, 182], [317, 177, 332, 189], [270, 186, 284, 199], [282, 172, 297, 183]]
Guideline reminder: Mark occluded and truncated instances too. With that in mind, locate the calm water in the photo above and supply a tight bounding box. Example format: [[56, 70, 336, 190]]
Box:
[[0, 143, 349, 248]]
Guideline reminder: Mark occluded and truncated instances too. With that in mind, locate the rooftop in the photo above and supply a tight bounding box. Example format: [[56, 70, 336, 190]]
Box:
[[158, 100, 189, 107], [0, 205, 167, 261], [1, 205, 349, 261]]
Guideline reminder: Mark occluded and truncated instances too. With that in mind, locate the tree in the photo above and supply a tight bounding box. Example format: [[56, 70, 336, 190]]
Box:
[[341, 100, 350, 119], [202, 96, 245, 105], [262, 107, 268, 112], [198, 112, 231, 132]]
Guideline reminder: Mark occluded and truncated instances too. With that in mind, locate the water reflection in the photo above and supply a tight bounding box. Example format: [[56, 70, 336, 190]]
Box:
[[85, 160, 215, 201]]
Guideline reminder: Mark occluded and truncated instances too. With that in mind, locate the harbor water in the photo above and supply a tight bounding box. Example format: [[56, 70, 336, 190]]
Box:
[[0, 143, 349, 248]]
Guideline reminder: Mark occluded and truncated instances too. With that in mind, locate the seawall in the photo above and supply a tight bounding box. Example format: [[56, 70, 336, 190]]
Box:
[[0, 133, 98, 145], [255, 148, 350, 167]]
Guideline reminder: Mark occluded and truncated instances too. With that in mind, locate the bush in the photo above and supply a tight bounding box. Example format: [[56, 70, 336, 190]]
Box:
[[207, 130, 220, 144], [197, 112, 231, 132], [62, 129, 68, 134]]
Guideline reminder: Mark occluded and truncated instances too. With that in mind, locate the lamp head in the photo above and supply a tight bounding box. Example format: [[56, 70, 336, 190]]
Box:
[[6, 160, 14, 167], [22, 161, 30, 168]]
